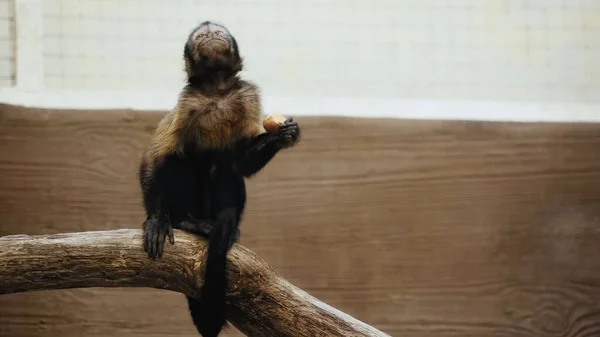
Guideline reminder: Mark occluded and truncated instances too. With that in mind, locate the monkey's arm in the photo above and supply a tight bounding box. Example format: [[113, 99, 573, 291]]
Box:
[[140, 158, 175, 259], [234, 118, 300, 177]]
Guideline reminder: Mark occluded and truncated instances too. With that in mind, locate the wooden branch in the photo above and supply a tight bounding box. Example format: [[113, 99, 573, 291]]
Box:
[[0, 229, 390, 337]]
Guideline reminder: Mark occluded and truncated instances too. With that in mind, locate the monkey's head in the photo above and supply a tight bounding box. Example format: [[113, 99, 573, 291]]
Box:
[[184, 21, 242, 79]]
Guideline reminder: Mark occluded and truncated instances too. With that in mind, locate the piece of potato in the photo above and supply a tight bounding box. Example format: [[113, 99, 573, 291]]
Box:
[[262, 113, 287, 133]]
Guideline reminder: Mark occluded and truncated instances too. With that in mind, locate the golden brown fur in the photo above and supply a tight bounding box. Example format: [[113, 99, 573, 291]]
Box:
[[144, 83, 266, 163], [139, 20, 276, 241], [141, 21, 266, 169]]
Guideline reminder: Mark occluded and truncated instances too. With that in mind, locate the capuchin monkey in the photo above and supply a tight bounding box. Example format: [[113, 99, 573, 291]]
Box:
[[138, 21, 300, 337]]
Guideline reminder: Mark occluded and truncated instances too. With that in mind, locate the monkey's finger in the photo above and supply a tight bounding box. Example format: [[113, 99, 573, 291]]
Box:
[[149, 231, 157, 258], [168, 226, 175, 244], [154, 230, 161, 258], [158, 232, 165, 258], [281, 120, 297, 127], [143, 229, 149, 253], [287, 125, 299, 135], [278, 123, 297, 133], [146, 240, 152, 258], [292, 125, 300, 135], [144, 227, 152, 255]]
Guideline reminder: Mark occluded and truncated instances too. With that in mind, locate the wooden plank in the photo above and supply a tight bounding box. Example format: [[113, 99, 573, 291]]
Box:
[[1, 103, 600, 336]]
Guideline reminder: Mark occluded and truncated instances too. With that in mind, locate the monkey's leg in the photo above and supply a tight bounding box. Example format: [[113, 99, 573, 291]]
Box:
[[234, 118, 300, 177], [180, 218, 240, 249], [176, 219, 214, 238], [143, 155, 199, 259], [140, 163, 172, 259]]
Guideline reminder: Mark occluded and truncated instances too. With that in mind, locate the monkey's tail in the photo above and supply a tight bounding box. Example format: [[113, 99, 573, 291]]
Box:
[[188, 209, 236, 337]]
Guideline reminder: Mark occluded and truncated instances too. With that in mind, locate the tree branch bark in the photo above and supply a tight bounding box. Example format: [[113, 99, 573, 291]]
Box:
[[0, 229, 391, 337]]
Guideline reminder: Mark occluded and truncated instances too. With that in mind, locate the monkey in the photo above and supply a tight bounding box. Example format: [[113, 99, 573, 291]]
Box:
[[137, 21, 300, 337]]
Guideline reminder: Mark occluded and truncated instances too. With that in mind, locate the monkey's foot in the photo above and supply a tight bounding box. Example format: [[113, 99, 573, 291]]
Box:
[[143, 217, 174, 259]]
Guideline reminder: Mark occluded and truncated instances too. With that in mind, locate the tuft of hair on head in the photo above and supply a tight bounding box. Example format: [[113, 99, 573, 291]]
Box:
[[183, 21, 243, 81]]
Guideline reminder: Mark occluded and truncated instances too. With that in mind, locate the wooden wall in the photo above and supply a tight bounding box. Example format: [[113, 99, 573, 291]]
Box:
[[2, 103, 600, 337]]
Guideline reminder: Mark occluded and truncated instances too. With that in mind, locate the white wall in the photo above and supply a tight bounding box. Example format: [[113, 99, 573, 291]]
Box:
[[0, 0, 15, 88], [39, 0, 600, 102], [1, 0, 600, 120]]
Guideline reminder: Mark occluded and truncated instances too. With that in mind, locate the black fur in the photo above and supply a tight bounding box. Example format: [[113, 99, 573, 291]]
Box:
[[140, 129, 298, 336], [139, 22, 300, 337]]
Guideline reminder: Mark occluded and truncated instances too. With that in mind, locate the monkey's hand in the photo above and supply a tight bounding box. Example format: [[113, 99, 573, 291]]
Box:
[[274, 117, 300, 149], [143, 216, 175, 259]]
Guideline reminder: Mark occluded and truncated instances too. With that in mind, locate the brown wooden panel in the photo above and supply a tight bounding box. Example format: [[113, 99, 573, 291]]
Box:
[[2, 103, 600, 336]]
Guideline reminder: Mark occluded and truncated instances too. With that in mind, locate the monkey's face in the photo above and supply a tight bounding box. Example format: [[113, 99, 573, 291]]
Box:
[[186, 22, 239, 71]]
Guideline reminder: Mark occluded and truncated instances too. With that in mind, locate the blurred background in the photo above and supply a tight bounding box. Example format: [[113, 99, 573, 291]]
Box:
[[2, 1, 600, 337], [1, 0, 599, 110]]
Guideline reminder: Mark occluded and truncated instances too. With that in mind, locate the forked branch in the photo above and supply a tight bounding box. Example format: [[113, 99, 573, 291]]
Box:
[[0, 229, 390, 337]]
